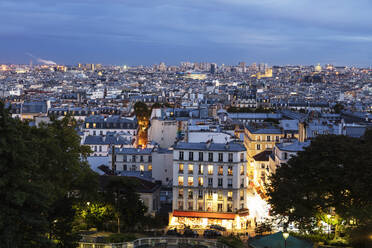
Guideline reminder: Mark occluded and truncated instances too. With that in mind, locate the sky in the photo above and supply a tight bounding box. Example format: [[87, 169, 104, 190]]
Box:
[[0, 0, 371, 66]]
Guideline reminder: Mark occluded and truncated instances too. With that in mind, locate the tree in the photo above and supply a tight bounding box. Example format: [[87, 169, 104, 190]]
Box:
[[267, 132, 372, 237], [100, 176, 147, 232], [0, 102, 99, 247]]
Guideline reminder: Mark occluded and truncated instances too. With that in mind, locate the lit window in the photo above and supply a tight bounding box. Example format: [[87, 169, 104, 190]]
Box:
[[198, 177, 203, 186], [188, 164, 193, 174], [140, 165, 144, 172], [93, 123, 96, 128], [148, 165, 152, 171], [85, 123, 89, 128], [228, 191, 233, 201], [228, 166, 233, 176], [218, 166, 223, 175], [178, 176, 184, 186], [179, 163, 184, 173], [188, 177, 193, 186], [198, 164, 203, 174], [208, 165, 213, 175], [240, 165, 244, 175]]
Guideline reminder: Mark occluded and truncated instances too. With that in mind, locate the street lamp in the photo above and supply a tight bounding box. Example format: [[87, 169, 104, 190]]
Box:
[[283, 232, 289, 248]]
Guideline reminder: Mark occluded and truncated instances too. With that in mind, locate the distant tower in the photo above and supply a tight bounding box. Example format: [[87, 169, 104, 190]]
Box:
[[210, 63, 217, 74]]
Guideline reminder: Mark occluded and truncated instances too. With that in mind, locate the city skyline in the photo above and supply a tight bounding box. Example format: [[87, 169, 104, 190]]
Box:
[[0, 0, 371, 66]]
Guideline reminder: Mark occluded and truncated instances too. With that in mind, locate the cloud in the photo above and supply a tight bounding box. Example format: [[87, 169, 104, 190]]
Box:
[[0, 0, 371, 66]]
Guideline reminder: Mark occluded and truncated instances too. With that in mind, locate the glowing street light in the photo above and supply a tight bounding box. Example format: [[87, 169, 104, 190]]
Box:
[[283, 232, 289, 248]]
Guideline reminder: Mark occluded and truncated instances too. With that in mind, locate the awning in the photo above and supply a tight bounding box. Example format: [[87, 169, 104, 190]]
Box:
[[173, 210, 236, 220]]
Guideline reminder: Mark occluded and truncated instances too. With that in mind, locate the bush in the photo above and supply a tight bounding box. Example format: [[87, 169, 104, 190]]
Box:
[[105, 233, 138, 243], [218, 236, 244, 248]]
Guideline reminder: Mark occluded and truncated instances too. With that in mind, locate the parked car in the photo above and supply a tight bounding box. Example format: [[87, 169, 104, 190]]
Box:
[[166, 229, 181, 237], [183, 229, 199, 238], [209, 224, 226, 231], [203, 229, 221, 238]]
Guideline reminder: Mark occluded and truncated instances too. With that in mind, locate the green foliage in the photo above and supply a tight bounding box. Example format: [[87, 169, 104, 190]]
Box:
[[105, 233, 138, 243], [101, 176, 148, 232], [75, 202, 115, 231], [218, 235, 244, 248], [0, 102, 99, 248], [134, 101, 150, 118], [267, 132, 372, 236], [333, 103, 344, 114]]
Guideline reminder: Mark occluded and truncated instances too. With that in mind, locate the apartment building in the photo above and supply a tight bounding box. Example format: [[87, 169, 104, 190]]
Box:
[[170, 141, 263, 230]]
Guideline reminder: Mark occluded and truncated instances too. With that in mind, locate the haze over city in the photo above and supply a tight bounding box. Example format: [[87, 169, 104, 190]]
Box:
[[0, 0, 371, 66]]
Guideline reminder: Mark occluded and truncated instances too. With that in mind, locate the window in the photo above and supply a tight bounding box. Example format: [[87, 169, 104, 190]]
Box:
[[123, 164, 127, 171], [218, 166, 223, 175], [240, 165, 244, 175], [148, 155, 152, 162], [198, 164, 203, 175], [284, 152, 288, 160], [257, 144, 261, 150], [178, 201, 183, 210], [199, 152, 203, 161], [198, 177, 203, 186], [198, 190, 203, 199], [208, 153, 213, 162], [123, 155, 127, 162], [188, 177, 193, 186], [261, 163, 265, 169], [240, 190, 244, 200], [179, 151, 184, 160], [228, 153, 233, 162], [188, 164, 193, 174], [218, 191, 223, 200], [275, 136, 280, 142], [208, 165, 213, 175], [188, 201, 193, 210], [93, 123, 96, 128], [227, 203, 233, 212], [85, 123, 89, 129], [228, 179, 233, 188], [240, 153, 244, 162], [198, 202, 203, 210], [178, 189, 184, 198], [267, 136, 271, 141], [228, 191, 233, 201], [218, 178, 223, 187], [131, 165, 136, 171], [208, 178, 213, 187], [218, 153, 223, 162], [132, 155, 136, 162], [189, 152, 194, 161], [140, 155, 144, 162], [140, 165, 144, 172], [179, 163, 184, 173], [178, 176, 184, 186], [188, 189, 193, 199], [241, 178, 244, 188], [228, 166, 233, 176], [208, 190, 213, 199], [148, 165, 152, 171], [218, 203, 223, 212]]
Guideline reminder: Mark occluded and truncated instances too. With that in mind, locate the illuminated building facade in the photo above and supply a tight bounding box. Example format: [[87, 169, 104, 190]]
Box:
[[170, 141, 268, 230]]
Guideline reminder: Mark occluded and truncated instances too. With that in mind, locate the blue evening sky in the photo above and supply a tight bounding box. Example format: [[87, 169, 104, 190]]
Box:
[[0, 0, 371, 66]]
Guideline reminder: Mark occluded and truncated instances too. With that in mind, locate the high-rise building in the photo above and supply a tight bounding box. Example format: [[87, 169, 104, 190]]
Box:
[[210, 63, 217, 74]]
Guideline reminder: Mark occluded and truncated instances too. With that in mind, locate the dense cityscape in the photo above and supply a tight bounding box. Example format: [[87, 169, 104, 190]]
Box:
[[0, 61, 371, 247]]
